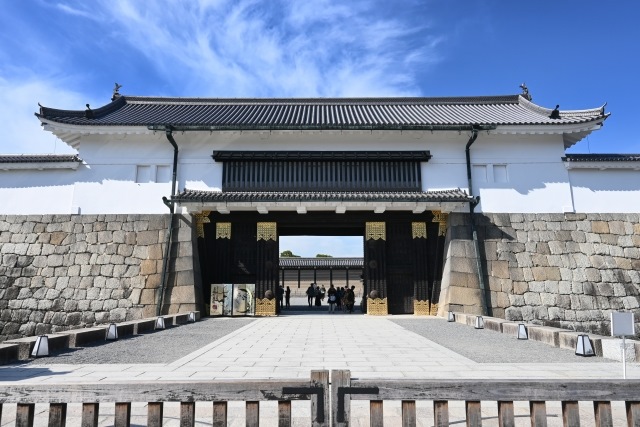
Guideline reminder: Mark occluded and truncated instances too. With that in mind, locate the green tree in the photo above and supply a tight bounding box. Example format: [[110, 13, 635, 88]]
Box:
[[280, 250, 300, 257]]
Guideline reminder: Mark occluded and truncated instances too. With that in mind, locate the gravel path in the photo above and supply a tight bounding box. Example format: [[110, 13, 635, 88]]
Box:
[[25, 316, 611, 366], [27, 318, 254, 365], [390, 318, 611, 363]]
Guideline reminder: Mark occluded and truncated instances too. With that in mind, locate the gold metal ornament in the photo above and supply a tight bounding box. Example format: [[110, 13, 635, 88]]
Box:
[[366, 222, 386, 241], [367, 298, 388, 315], [414, 300, 430, 315], [257, 222, 277, 241], [429, 302, 439, 316], [215, 222, 231, 239], [194, 211, 211, 238], [411, 222, 427, 239], [432, 211, 448, 237], [255, 298, 276, 316]]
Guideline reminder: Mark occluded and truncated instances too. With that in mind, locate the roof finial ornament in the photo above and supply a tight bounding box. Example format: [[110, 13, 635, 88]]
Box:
[[85, 104, 94, 119], [111, 83, 122, 101], [519, 83, 532, 101], [549, 105, 560, 119]]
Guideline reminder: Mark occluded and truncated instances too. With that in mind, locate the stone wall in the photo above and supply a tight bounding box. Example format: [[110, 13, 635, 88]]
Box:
[[0, 214, 200, 343], [439, 213, 640, 336]]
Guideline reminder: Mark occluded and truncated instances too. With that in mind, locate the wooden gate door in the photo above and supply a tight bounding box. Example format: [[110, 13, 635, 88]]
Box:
[[386, 221, 414, 314]]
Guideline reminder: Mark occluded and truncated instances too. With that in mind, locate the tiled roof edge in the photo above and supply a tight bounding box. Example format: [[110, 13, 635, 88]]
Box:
[[563, 154, 640, 162], [0, 154, 83, 163]]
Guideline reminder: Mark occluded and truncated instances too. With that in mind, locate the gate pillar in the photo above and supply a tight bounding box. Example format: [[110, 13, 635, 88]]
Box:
[[364, 222, 387, 315], [412, 222, 430, 315], [429, 211, 448, 315], [255, 222, 278, 316]]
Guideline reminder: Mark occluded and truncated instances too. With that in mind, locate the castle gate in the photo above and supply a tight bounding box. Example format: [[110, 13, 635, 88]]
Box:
[[174, 150, 471, 316]]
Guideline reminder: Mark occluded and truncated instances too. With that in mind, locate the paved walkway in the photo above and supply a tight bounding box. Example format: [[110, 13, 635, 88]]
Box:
[[1, 313, 637, 383], [1, 312, 638, 426]]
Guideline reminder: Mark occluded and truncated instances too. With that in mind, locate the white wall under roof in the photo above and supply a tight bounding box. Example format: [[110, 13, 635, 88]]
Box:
[[0, 130, 637, 214], [569, 168, 640, 213]]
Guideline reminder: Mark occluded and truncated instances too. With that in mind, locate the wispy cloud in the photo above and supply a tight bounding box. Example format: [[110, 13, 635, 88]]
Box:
[[99, 0, 443, 97], [0, 77, 85, 154], [55, 3, 101, 21], [0, 0, 446, 153]]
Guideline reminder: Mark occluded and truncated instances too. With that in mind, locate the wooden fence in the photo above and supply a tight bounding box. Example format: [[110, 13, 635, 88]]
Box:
[[2, 370, 640, 426]]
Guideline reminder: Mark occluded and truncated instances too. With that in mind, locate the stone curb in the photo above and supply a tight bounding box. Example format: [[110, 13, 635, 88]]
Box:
[[446, 311, 639, 361], [0, 312, 199, 365]]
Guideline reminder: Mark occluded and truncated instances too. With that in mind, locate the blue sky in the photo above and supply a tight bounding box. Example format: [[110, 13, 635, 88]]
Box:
[[2, 0, 639, 256]]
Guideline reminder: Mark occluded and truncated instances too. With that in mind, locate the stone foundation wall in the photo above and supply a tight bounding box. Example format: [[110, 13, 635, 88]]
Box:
[[440, 213, 640, 336], [0, 214, 200, 343]]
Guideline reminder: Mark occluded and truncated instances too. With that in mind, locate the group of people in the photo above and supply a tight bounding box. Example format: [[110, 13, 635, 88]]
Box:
[[307, 283, 356, 313], [276, 285, 291, 311], [275, 283, 357, 313]]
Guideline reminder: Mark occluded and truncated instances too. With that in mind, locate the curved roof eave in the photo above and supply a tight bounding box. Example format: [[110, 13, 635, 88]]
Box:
[[35, 93, 609, 131]]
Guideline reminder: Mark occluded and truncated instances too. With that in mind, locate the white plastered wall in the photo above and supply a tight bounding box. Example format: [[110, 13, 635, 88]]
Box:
[[1, 128, 633, 215], [569, 168, 640, 213]]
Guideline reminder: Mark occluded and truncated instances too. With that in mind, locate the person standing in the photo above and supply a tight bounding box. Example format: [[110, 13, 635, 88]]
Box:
[[306, 283, 315, 307], [327, 284, 337, 313], [345, 285, 355, 313], [314, 284, 322, 307], [276, 285, 285, 312], [285, 286, 291, 308]]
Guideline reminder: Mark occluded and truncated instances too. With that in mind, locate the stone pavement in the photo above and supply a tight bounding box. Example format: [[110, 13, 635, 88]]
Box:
[[1, 312, 638, 425]]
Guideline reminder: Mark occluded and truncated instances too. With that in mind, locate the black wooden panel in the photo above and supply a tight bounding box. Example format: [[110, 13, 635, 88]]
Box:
[[211, 224, 232, 284], [412, 233, 430, 302], [364, 237, 386, 299], [232, 222, 257, 284], [427, 220, 446, 310], [222, 160, 422, 192], [256, 239, 279, 300], [386, 222, 414, 314]]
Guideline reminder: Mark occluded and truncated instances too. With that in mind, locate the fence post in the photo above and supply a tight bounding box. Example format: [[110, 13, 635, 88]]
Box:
[[48, 403, 67, 427], [16, 403, 34, 427], [81, 403, 99, 427], [626, 402, 640, 427], [332, 370, 351, 427], [311, 370, 330, 427]]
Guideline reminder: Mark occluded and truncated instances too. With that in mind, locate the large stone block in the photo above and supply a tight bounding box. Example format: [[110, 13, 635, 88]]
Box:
[[504, 307, 522, 321], [172, 256, 194, 272], [531, 267, 561, 281], [591, 221, 610, 234], [140, 259, 157, 275], [140, 288, 157, 305], [137, 230, 160, 245], [527, 325, 562, 347], [600, 338, 636, 361], [490, 261, 509, 279], [166, 285, 196, 305]]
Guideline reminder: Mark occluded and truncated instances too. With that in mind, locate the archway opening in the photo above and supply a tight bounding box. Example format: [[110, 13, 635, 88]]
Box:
[[278, 235, 364, 313]]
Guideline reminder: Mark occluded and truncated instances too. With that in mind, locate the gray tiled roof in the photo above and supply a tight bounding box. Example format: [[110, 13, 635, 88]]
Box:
[[0, 154, 82, 163], [563, 154, 640, 162], [279, 257, 363, 269], [36, 94, 608, 130], [173, 189, 472, 203]]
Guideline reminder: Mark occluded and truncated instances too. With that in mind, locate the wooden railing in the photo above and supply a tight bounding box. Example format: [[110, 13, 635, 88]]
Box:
[[2, 370, 640, 426], [0, 371, 329, 427], [332, 370, 640, 427]]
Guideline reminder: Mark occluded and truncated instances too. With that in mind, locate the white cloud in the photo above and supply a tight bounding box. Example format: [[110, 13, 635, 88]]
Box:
[[0, 77, 86, 154], [98, 0, 442, 97], [55, 3, 102, 21]]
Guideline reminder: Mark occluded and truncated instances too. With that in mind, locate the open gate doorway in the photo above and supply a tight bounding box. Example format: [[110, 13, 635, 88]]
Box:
[[197, 211, 446, 317], [278, 235, 364, 313]]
